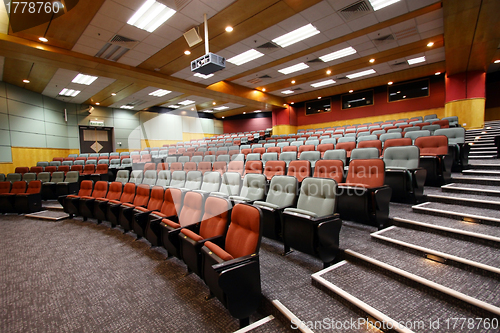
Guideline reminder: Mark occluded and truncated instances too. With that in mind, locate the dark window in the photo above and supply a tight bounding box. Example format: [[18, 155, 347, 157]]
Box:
[[305, 98, 331, 115], [388, 79, 429, 102], [341, 90, 373, 109]]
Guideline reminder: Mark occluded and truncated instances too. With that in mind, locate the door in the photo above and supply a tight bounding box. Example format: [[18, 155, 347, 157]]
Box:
[[79, 126, 114, 154]]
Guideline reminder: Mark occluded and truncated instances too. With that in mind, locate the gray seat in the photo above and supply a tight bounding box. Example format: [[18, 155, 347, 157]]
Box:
[[98, 159, 109, 165], [350, 148, 379, 160], [380, 133, 402, 147], [299, 151, 320, 168], [305, 139, 319, 147], [6, 173, 22, 183], [156, 170, 171, 187], [286, 138, 295, 143], [0, 173, 4, 182], [424, 114, 438, 121], [79, 154, 89, 158], [210, 172, 241, 198], [142, 170, 157, 186], [282, 177, 341, 267], [356, 132, 370, 137], [279, 151, 297, 167], [344, 133, 356, 138], [381, 124, 394, 129], [277, 142, 290, 148], [54, 171, 80, 197], [196, 171, 221, 193], [115, 170, 130, 184], [183, 171, 202, 190], [435, 127, 467, 171], [22, 173, 36, 183], [403, 126, 420, 133], [246, 153, 261, 161], [240, 144, 250, 150], [120, 152, 130, 157], [338, 136, 355, 143], [262, 152, 278, 166], [387, 128, 402, 134], [409, 121, 422, 126], [191, 156, 203, 165], [168, 171, 186, 189], [89, 153, 100, 158], [276, 139, 286, 143], [323, 149, 346, 166], [442, 116, 459, 127], [37, 172, 51, 182], [109, 159, 121, 169], [404, 130, 431, 143], [231, 154, 245, 162], [251, 144, 263, 148], [166, 156, 177, 165], [331, 134, 343, 140], [121, 158, 132, 168], [110, 153, 120, 157], [217, 147, 228, 152], [422, 124, 440, 134], [129, 170, 143, 185], [49, 161, 61, 167], [86, 160, 96, 165], [74, 160, 85, 166], [68, 154, 78, 158], [37, 161, 49, 168], [100, 153, 109, 158], [357, 134, 377, 142], [62, 161, 73, 166], [264, 143, 276, 149], [217, 154, 230, 163], [229, 174, 266, 203], [178, 156, 190, 165], [203, 155, 215, 163], [435, 127, 465, 145], [290, 141, 304, 148], [321, 138, 336, 145]]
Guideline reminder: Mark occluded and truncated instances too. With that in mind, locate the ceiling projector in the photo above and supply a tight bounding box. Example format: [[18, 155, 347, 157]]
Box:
[[191, 53, 225, 75]]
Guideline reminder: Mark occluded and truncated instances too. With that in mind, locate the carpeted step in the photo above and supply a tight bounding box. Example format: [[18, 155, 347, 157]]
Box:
[[441, 183, 500, 197], [412, 202, 500, 225], [372, 226, 500, 275], [312, 260, 496, 333], [234, 315, 292, 333], [451, 175, 500, 186], [463, 163, 500, 170], [424, 187, 500, 210], [462, 169, 500, 176]]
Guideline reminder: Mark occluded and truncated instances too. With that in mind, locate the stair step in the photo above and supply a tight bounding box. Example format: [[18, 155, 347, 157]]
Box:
[[451, 175, 500, 185], [465, 163, 500, 170], [313, 260, 496, 333], [234, 315, 281, 333], [372, 226, 500, 275], [462, 169, 500, 176], [412, 202, 500, 225], [425, 193, 500, 211], [470, 146, 498, 150], [468, 155, 497, 159], [442, 183, 500, 196]]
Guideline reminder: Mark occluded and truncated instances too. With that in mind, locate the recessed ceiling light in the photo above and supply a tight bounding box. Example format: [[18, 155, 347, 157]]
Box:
[[227, 49, 264, 66], [427, 42, 434, 47], [291, 80, 295, 84], [127, 0, 176, 32], [212, 102, 216, 105], [111, 93, 117, 96], [278, 62, 309, 75], [194, 73, 214, 79], [72, 73, 98, 85], [272, 23, 320, 48], [291, 102, 294, 105], [120, 105, 134, 109], [22, 79, 30, 83], [435, 72, 441, 75], [59, 88, 81, 97], [254, 110, 261, 113], [184, 50, 191, 55], [221, 116, 225, 119], [281, 90, 294, 94], [95, 102, 100, 105], [203, 109, 213, 113], [38, 37, 48, 42], [243, 112, 246, 114], [214, 106, 229, 111], [326, 70, 332, 75], [169, 105, 180, 109], [494, 60, 500, 64], [317, 97, 321, 99], [369, 58, 375, 63], [311, 79, 336, 88], [262, 88, 266, 92], [368, 0, 401, 11], [320, 47, 357, 62], [388, 81, 393, 85], [149, 89, 171, 97], [407, 56, 426, 65], [178, 100, 195, 105], [191, 107, 195, 111], [349, 90, 354, 93], [346, 69, 376, 79], [283, 104, 287, 107], [225, 26, 233, 32]]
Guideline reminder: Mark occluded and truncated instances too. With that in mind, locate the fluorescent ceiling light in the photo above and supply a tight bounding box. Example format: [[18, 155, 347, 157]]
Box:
[[120, 105, 134, 109], [311, 79, 336, 88], [214, 106, 229, 111], [149, 89, 171, 97], [178, 100, 195, 105], [203, 110, 213, 113], [168, 105, 180, 109], [127, 0, 176, 33], [281, 90, 294, 94], [407, 56, 426, 65], [72, 73, 98, 85], [320, 47, 357, 62], [193, 73, 214, 79], [59, 88, 80, 97], [369, 0, 400, 11], [346, 69, 376, 79], [227, 49, 264, 66], [272, 24, 320, 48], [278, 62, 309, 75]]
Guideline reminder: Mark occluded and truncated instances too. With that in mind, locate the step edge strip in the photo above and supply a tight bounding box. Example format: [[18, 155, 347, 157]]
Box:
[[442, 186, 500, 194], [371, 232, 500, 275], [345, 249, 500, 317], [392, 217, 500, 243], [233, 315, 274, 333], [272, 300, 314, 333], [311, 263, 415, 333], [412, 205, 500, 223], [426, 194, 500, 206]]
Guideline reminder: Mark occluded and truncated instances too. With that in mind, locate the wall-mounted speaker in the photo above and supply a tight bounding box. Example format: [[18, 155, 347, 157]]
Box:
[[183, 27, 202, 47]]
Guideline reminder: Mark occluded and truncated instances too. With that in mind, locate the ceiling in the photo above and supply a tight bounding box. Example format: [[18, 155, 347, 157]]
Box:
[[0, 0, 498, 118]]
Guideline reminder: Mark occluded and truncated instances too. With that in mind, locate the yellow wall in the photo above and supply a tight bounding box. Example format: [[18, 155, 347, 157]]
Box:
[[140, 132, 217, 149], [0, 147, 80, 175], [272, 108, 445, 135], [444, 98, 484, 130]]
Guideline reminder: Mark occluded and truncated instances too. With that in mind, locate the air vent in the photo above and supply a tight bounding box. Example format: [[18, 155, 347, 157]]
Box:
[[393, 27, 419, 40], [174, 0, 191, 10], [126, 100, 146, 107], [307, 58, 323, 63], [110, 34, 136, 43], [339, 0, 372, 21], [294, 87, 303, 91], [257, 42, 279, 49], [248, 78, 262, 84], [390, 61, 407, 67], [259, 74, 272, 79], [336, 76, 348, 80], [95, 35, 139, 62], [373, 34, 395, 45]]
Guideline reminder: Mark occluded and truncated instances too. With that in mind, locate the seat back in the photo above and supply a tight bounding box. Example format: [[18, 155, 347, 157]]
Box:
[[37, 172, 51, 182], [335, 141, 356, 157], [95, 164, 108, 174], [63, 171, 79, 183], [424, 114, 438, 121], [170, 162, 183, 172], [262, 152, 278, 166], [296, 178, 337, 217], [6, 173, 22, 183], [239, 174, 266, 201], [77, 180, 93, 197], [10, 181, 27, 194], [199, 196, 231, 239], [338, 136, 355, 143], [346, 159, 385, 188], [383, 146, 420, 169], [197, 161, 212, 175], [82, 164, 95, 175], [109, 159, 121, 168], [298, 151, 320, 167], [191, 156, 203, 165], [282, 145, 298, 153], [323, 149, 346, 165], [265, 175, 297, 207], [264, 160, 286, 180], [244, 160, 263, 175], [434, 127, 465, 145], [142, 170, 157, 186], [184, 162, 197, 173], [279, 151, 297, 167], [169, 171, 186, 188], [415, 135, 448, 156], [246, 153, 261, 161], [15, 167, 29, 175], [185, 171, 202, 190], [317, 143, 334, 158], [51, 171, 66, 183], [380, 133, 402, 146], [225, 204, 262, 258], [156, 170, 171, 187], [144, 163, 155, 172], [404, 130, 431, 143], [178, 156, 190, 165], [382, 138, 412, 154], [147, 186, 164, 211], [227, 160, 244, 175], [22, 173, 37, 183], [121, 158, 132, 168], [313, 160, 343, 183], [132, 184, 150, 206], [106, 182, 123, 200], [119, 183, 136, 204], [129, 170, 143, 185], [25, 180, 42, 194], [203, 155, 215, 163], [178, 191, 204, 227], [0, 181, 11, 193], [115, 170, 130, 184], [91, 181, 108, 198], [36, 161, 49, 168], [287, 160, 310, 182], [277, 142, 290, 148], [219, 172, 241, 196], [350, 147, 379, 160], [213, 161, 227, 175], [200, 171, 221, 192]]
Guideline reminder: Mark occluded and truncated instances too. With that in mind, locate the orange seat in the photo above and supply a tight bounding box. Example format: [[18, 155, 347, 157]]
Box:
[[184, 162, 197, 173], [170, 162, 183, 172], [197, 162, 212, 175], [244, 160, 263, 175], [357, 140, 382, 155], [339, 159, 385, 189], [382, 138, 412, 155], [213, 161, 227, 175], [264, 161, 286, 181], [316, 143, 334, 158], [132, 186, 165, 238], [118, 184, 150, 232], [287, 160, 310, 183], [298, 145, 314, 158], [335, 142, 356, 158], [227, 161, 244, 175], [313, 160, 343, 183]]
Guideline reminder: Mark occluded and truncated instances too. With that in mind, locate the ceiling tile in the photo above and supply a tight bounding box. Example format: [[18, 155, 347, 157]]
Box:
[[99, 0, 135, 23], [117, 24, 151, 42], [313, 12, 345, 32], [373, 0, 408, 22], [240, 34, 269, 49], [417, 26, 443, 39], [407, 0, 440, 12], [390, 18, 417, 34], [347, 35, 370, 46], [353, 40, 376, 52], [397, 34, 421, 46], [302, 33, 330, 48], [71, 44, 100, 57], [89, 12, 125, 33], [323, 24, 353, 40], [300, 1, 335, 23], [416, 8, 443, 25], [117, 57, 143, 67], [375, 40, 399, 52], [347, 13, 379, 31], [199, 0, 236, 12], [277, 13, 310, 32], [357, 47, 379, 57], [165, 12, 199, 33], [258, 25, 288, 41], [142, 33, 173, 49], [327, 0, 360, 11], [417, 18, 443, 33], [367, 27, 393, 40], [75, 35, 106, 50], [179, 0, 217, 22], [83, 24, 115, 43]]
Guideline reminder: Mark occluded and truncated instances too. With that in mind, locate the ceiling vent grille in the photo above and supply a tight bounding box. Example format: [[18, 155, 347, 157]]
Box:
[[339, 0, 372, 21], [259, 74, 272, 79], [336, 76, 348, 80], [95, 35, 138, 62], [307, 58, 323, 63], [256, 41, 280, 55], [373, 34, 395, 45], [248, 78, 262, 84], [393, 27, 419, 40], [390, 61, 407, 67]]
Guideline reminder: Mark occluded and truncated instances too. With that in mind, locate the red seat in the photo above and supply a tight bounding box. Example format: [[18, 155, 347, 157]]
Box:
[[144, 163, 155, 172], [382, 138, 412, 155], [64, 157, 75, 162], [264, 161, 286, 181], [184, 162, 197, 173], [282, 146, 298, 153], [62, 180, 93, 217], [244, 160, 263, 175], [415, 135, 448, 156], [75, 157, 87, 161], [228, 150, 239, 157], [213, 161, 227, 175], [15, 167, 29, 175], [82, 164, 95, 175], [52, 157, 64, 162], [29, 166, 43, 174], [216, 151, 227, 157], [415, 135, 450, 185], [313, 160, 343, 183], [0, 181, 27, 213], [227, 161, 244, 176], [433, 119, 449, 128], [340, 159, 385, 189], [132, 155, 141, 163], [93, 182, 123, 223], [266, 146, 281, 157], [170, 162, 183, 172], [197, 162, 212, 175], [70, 165, 83, 173], [119, 184, 150, 232], [58, 165, 70, 175], [157, 163, 168, 172], [316, 143, 334, 158], [298, 145, 314, 158], [253, 147, 266, 157], [335, 141, 356, 158], [14, 180, 42, 213], [417, 122, 431, 129], [0, 181, 11, 194], [106, 183, 136, 227], [240, 148, 252, 157], [79, 181, 109, 220], [287, 160, 310, 183], [132, 186, 165, 238], [357, 140, 382, 155]]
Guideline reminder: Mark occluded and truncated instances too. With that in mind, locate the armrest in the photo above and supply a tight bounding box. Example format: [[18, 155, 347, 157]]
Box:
[[212, 253, 259, 273], [253, 201, 279, 210], [284, 207, 318, 218], [210, 192, 229, 198]]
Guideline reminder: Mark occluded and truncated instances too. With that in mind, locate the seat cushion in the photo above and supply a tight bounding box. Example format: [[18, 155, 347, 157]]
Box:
[[80, 196, 94, 200], [205, 241, 234, 261], [162, 218, 180, 229], [108, 200, 122, 205], [135, 206, 149, 212], [180, 228, 203, 242], [66, 195, 79, 199], [121, 203, 135, 208], [338, 182, 371, 189], [284, 207, 318, 218]]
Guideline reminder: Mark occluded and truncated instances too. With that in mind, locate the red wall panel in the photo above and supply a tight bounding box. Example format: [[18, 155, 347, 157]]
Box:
[[223, 116, 272, 133]]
